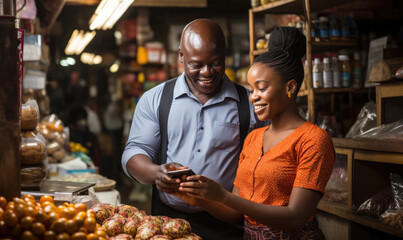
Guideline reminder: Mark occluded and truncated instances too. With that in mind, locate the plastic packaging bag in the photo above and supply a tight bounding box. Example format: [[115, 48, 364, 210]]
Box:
[[21, 99, 40, 131], [380, 173, 403, 230], [346, 101, 377, 138], [356, 187, 394, 218], [20, 99, 48, 190], [323, 155, 348, 204], [354, 119, 403, 141]]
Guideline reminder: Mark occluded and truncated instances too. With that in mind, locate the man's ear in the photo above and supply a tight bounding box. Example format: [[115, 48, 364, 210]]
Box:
[[287, 79, 298, 96], [179, 47, 184, 64]]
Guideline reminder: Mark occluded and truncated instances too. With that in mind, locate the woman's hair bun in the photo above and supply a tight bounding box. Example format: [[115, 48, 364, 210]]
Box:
[[268, 26, 306, 59]]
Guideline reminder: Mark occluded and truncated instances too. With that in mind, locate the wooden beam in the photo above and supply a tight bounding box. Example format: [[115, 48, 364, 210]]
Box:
[[65, 0, 207, 7]]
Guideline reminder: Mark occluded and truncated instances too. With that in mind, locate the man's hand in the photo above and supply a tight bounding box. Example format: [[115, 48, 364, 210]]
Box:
[[155, 162, 185, 194]]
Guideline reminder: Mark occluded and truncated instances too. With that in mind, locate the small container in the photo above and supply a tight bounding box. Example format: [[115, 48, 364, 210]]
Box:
[[329, 17, 340, 41], [323, 57, 333, 88], [256, 39, 267, 50], [352, 52, 362, 88], [339, 55, 351, 87], [332, 57, 341, 88], [251, 0, 260, 7], [318, 17, 329, 41], [313, 58, 323, 88]]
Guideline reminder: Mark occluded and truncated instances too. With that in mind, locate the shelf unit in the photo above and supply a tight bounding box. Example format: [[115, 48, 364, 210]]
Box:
[[249, 0, 361, 123], [318, 138, 403, 239]]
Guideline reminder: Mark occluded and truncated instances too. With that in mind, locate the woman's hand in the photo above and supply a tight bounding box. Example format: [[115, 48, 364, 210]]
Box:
[[178, 175, 227, 202]]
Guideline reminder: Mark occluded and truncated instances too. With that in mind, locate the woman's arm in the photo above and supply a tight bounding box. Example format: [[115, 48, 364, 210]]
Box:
[[180, 175, 322, 232]]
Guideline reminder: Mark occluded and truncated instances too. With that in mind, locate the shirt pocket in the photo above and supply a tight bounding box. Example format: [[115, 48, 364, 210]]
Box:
[[211, 121, 240, 151]]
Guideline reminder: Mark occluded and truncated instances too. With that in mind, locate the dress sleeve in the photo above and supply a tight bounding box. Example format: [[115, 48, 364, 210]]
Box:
[[121, 89, 161, 179], [293, 129, 335, 193]]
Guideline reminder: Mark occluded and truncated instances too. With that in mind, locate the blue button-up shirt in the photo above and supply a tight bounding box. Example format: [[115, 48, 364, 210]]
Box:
[[122, 73, 266, 213]]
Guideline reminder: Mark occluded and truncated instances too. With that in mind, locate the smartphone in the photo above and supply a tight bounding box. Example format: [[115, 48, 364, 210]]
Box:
[[166, 169, 196, 178]]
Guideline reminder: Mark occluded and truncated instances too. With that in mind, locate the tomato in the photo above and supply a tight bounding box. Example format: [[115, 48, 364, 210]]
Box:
[[22, 194, 36, 201], [56, 232, 71, 240], [59, 206, 76, 219], [86, 233, 98, 240], [32, 221, 46, 236], [4, 210, 18, 227], [73, 212, 86, 228], [20, 216, 35, 230], [65, 219, 78, 234], [0, 197, 6, 209], [5, 201, 15, 211], [42, 201, 56, 209], [15, 203, 27, 218], [94, 230, 107, 238], [74, 203, 87, 213], [21, 230, 40, 240], [26, 206, 38, 217], [13, 197, 27, 206], [44, 230, 57, 240], [78, 226, 88, 234], [71, 232, 87, 240], [48, 211, 60, 224], [50, 217, 67, 233], [0, 220, 8, 236], [9, 223, 22, 237], [40, 195, 54, 205], [84, 216, 96, 233], [34, 208, 48, 225], [0, 207, 3, 221]]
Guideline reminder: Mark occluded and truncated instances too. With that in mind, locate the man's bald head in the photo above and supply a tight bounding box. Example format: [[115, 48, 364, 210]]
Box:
[[180, 19, 225, 54]]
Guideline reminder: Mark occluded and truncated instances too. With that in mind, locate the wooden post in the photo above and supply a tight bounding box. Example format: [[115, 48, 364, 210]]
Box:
[[249, 8, 255, 65], [304, 0, 315, 122], [0, 5, 21, 200]]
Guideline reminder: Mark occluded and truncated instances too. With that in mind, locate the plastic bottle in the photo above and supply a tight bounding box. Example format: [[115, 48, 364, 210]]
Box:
[[323, 57, 333, 88], [339, 55, 351, 87], [318, 17, 329, 41], [329, 17, 340, 41], [313, 58, 323, 88], [331, 56, 341, 88], [352, 52, 362, 88]]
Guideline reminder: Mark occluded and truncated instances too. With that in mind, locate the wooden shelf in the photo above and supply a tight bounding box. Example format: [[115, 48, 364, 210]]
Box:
[[252, 49, 268, 56], [252, 0, 351, 14], [333, 138, 403, 154], [313, 87, 368, 94], [311, 41, 358, 47], [318, 200, 403, 238]]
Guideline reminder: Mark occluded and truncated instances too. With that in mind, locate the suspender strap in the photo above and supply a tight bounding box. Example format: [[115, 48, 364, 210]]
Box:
[[234, 83, 250, 148], [157, 77, 178, 165]]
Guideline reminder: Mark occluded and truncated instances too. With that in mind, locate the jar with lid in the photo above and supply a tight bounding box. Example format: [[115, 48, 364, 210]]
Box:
[[251, 0, 260, 7], [340, 17, 350, 41], [318, 17, 329, 41], [313, 58, 323, 88], [323, 57, 333, 88], [338, 55, 351, 87], [256, 39, 267, 50], [329, 17, 340, 41]]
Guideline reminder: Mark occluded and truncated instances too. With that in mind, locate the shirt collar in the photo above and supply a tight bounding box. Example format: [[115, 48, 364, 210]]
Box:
[[174, 72, 240, 102]]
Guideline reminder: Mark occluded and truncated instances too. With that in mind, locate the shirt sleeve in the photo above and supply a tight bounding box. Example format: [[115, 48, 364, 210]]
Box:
[[293, 129, 335, 193], [121, 88, 162, 180]]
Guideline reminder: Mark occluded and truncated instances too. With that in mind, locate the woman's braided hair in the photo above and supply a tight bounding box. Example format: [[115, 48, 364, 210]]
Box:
[[254, 26, 306, 93]]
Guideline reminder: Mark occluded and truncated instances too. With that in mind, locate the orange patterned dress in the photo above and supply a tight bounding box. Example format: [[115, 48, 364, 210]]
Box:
[[234, 121, 335, 227]]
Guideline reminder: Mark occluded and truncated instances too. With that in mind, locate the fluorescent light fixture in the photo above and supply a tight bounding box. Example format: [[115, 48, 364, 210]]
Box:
[[65, 30, 96, 55], [89, 0, 134, 31], [81, 52, 103, 65]]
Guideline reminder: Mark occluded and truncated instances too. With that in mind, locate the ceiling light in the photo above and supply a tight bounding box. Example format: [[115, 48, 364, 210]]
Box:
[[81, 52, 103, 65], [65, 30, 96, 55], [89, 0, 135, 31], [110, 63, 119, 73]]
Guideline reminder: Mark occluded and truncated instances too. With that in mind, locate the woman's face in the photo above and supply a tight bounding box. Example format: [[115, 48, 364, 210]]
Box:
[[247, 63, 289, 121]]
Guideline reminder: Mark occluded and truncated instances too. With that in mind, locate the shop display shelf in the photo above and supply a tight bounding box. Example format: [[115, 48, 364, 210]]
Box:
[[251, 0, 351, 14]]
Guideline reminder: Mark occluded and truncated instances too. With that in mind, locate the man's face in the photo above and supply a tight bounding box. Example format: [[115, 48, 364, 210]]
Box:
[[179, 43, 225, 98]]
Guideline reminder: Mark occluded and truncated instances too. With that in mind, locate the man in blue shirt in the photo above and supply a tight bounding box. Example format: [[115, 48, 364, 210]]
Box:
[[122, 18, 266, 239]]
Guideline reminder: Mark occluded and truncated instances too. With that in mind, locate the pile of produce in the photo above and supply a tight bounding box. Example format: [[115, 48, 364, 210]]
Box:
[[0, 194, 108, 239], [89, 203, 202, 240]]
